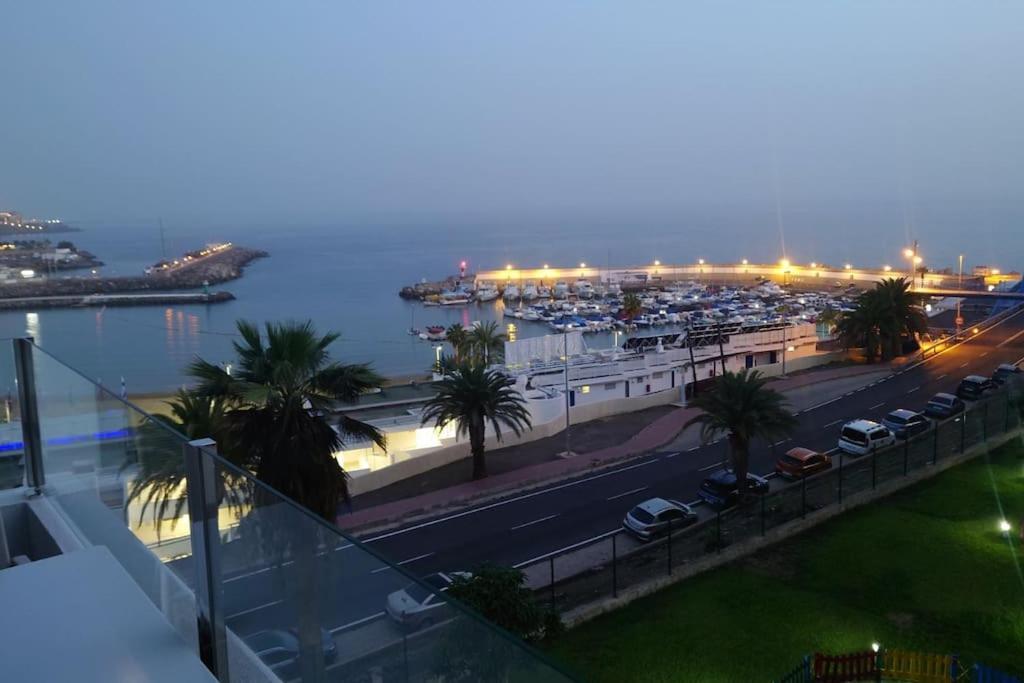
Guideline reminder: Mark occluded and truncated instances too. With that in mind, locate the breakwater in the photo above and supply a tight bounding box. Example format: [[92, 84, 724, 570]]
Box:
[[0, 245, 267, 301], [0, 291, 235, 310]]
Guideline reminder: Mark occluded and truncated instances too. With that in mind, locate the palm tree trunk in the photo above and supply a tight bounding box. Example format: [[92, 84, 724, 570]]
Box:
[[470, 417, 487, 480], [729, 434, 750, 500]]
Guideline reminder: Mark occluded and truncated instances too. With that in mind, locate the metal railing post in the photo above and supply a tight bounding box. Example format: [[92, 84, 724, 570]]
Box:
[[932, 424, 939, 465], [611, 534, 618, 598], [549, 556, 555, 608], [960, 414, 966, 453], [982, 400, 989, 444], [667, 518, 673, 575], [13, 338, 44, 493], [903, 437, 909, 476], [838, 452, 844, 503], [760, 491, 766, 536], [800, 475, 806, 519], [871, 445, 877, 490], [716, 511, 722, 553], [184, 438, 229, 682]]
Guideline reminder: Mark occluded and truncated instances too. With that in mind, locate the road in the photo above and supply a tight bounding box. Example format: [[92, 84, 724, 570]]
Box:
[[217, 305, 1024, 651]]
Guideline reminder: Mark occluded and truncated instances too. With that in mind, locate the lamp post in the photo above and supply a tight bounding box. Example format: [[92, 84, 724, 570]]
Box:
[[956, 254, 964, 338]]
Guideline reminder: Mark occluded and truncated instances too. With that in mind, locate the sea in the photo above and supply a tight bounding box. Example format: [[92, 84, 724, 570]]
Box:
[[0, 200, 1019, 395]]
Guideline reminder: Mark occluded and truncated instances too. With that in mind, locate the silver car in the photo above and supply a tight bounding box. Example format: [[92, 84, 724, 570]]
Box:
[[385, 571, 471, 629], [622, 498, 697, 541]]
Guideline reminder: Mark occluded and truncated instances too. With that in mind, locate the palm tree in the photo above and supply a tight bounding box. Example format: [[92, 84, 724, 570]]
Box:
[[875, 277, 928, 359], [446, 323, 469, 362], [125, 390, 251, 534], [621, 292, 643, 326], [189, 320, 386, 520], [466, 321, 506, 364], [420, 362, 531, 480], [836, 289, 885, 362], [683, 369, 796, 498]]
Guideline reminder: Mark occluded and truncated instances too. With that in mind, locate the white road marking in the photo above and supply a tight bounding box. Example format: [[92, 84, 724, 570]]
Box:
[[510, 513, 560, 530], [513, 528, 621, 567], [823, 419, 843, 428], [370, 552, 435, 573], [936, 374, 947, 381], [698, 460, 726, 472], [687, 446, 701, 452], [772, 438, 791, 447], [605, 487, 649, 502], [869, 402, 885, 410], [959, 362, 969, 369], [330, 611, 386, 634], [906, 386, 920, 394], [227, 600, 282, 620], [361, 459, 661, 542], [980, 351, 989, 358], [997, 327, 1024, 348], [663, 451, 681, 459]]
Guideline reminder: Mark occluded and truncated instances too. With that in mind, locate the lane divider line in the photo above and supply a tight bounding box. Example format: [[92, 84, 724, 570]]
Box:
[[510, 513, 560, 530]]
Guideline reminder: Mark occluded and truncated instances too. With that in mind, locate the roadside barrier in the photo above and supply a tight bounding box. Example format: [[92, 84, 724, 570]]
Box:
[[774, 650, 1020, 683]]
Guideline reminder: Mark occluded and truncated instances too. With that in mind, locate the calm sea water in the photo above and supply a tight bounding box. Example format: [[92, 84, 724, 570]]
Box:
[[0, 201, 1019, 393]]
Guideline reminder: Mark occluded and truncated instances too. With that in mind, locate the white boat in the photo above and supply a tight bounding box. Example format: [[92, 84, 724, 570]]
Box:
[[553, 281, 570, 299], [537, 285, 552, 299], [476, 283, 499, 302], [503, 284, 520, 300], [574, 280, 594, 299], [522, 283, 538, 301]]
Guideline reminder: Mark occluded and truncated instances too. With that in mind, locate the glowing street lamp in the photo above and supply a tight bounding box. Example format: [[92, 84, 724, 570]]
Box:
[[999, 519, 1012, 535], [883, 265, 892, 272], [844, 263, 852, 270]]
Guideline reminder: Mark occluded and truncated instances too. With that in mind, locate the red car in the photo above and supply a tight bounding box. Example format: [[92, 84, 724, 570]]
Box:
[[775, 447, 832, 479]]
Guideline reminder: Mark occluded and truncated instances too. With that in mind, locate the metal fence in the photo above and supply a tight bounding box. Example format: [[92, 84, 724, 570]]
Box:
[[530, 389, 1022, 616]]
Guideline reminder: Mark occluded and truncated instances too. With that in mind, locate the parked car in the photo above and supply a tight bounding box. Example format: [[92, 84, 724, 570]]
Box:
[[956, 375, 997, 400], [622, 497, 698, 540], [774, 447, 832, 479], [698, 470, 769, 508], [837, 419, 895, 456], [881, 409, 931, 439], [992, 363, 1022, 385], [385, 571, 471, 629], [243, 628, 337, 676], [924, 392, 966, 419]]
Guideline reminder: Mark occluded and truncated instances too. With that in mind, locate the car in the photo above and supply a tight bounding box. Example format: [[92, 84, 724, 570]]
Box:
[[243, 628, 337, 676], [837, 419, 895, 456], [385, 571, 471, 629], [924, 392, 966, 419], [956, 375, 997, 400], [992, 363, 1022, 385], [881, 409, 931, 439], [774, 447, 832, 479], [698, 470, 770, 508], [622, 497, 698, 540]]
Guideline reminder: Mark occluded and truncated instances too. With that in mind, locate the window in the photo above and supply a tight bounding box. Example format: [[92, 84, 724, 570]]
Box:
[[581, 385, 590, 394], [604, 382, 617, 390], [653, 372, 664, 379]]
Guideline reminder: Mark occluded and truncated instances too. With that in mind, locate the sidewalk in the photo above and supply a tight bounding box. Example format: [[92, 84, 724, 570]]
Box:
[[337, 362, 892, 533]]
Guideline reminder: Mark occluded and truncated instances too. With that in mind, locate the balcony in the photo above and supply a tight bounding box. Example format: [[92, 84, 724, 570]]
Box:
[[0, 339, 575, 682]]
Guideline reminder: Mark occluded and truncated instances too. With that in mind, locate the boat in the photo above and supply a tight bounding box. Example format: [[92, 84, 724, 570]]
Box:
[[423, 325, 447, 341], [553, 281, 570, 299], [503, 284, 520, 300], [537, 285, 552, 299], [476, 283, 499, 302], [522, 283, 538, 301], [574, 280, 594, 299]]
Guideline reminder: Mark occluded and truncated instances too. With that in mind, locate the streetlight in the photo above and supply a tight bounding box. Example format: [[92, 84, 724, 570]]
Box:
[[579, 262, 586, 278], [883, 265, 891, 272]]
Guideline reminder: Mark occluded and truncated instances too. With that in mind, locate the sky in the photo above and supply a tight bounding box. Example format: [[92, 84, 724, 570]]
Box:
[[2, 2, 1023, 234]]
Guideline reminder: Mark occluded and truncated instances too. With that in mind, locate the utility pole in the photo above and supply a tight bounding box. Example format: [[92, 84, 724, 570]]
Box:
[[956, 254, 964, 339]]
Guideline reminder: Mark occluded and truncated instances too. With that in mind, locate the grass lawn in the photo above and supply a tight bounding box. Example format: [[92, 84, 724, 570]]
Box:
[[546, 441, 1024, 682]]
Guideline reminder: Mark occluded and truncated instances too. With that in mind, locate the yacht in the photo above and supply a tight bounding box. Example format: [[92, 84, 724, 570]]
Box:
[[503, 284, 520, 300], [574, 280, 595, 299], [537, 285, 552, 299], [476, 283, 499, 302], [521, 283, 539, 301], [553, 281, 570, 299]]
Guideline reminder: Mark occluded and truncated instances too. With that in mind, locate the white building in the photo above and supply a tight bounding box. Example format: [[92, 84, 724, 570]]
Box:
[[336, 321, 831, 495]]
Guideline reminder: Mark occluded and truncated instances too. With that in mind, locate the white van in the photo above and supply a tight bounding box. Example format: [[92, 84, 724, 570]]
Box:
[[838, 419, 896, 456]]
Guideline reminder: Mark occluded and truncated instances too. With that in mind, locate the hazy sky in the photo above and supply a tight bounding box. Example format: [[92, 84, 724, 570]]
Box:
[[3, 2, 1022, 228]]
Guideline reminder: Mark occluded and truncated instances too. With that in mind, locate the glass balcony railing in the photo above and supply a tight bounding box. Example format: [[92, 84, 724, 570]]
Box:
[[10, 339, 576, 683]]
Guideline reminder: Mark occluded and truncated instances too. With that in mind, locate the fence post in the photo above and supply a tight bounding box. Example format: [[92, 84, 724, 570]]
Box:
[[716, 510, 722, 553], [983, 400, 989, 444], [871, 444, 877, 490], [183, 438, 230, 682], [838, 452, 844, 503], [1005, 395, 1012, 432], [801, 475, 806, 519], [549, 556, 555, 609], [12, 338, 44, 494], [960, 414, 966, 453], [611, 534, 618, 598], [932, 425, 938, 465], [667, 518, 673, 575], [760, 491, 766, 536], [903, 437, 909, 476]]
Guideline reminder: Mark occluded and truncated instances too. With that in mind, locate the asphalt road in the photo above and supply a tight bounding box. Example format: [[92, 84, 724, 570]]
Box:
[[218, 306, 1024, 648]]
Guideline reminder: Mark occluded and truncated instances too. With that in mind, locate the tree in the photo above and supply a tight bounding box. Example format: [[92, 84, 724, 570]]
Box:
[[683, 369, 796, 498], [466, 320, 506, 364], [875, 277, 928, 359], [124, 390, 250, 534], [621, 292, 643, 325], [447, 565, 563, 643], [420, 361, 531, 480], [189, 320, 386, 520], [446, 323, 469, 362], [835, 290, 885, 362]]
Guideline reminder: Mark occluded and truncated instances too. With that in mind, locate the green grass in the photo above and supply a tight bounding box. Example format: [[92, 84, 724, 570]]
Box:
[[547, 442, 1024, 682]]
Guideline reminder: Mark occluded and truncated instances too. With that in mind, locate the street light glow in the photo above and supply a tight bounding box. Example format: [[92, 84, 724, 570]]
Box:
[[883, 265, 892, 272], [810, 262, 817, 269], [579, 262, 586, 268], [903, 248, 915, 259], [913, 255, 923, 265], [742, 259, 748, 265], [698, 258, 705, 265], [654, 260, 660, 266], [844, 263, 852, 270], [506, 264, 512, 270], [1000, 519, 1012, 533], [871, 642, 880, 653], [779, 259, 790, 269]]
